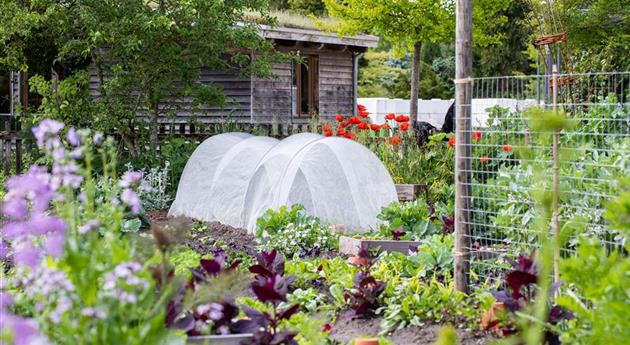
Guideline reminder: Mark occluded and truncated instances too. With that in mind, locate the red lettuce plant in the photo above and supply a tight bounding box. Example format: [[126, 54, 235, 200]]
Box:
[[165, 250, 248, 336], [344, 246, 387, 317], [484, 254, 573, 344], [244, 250, 299, 345]]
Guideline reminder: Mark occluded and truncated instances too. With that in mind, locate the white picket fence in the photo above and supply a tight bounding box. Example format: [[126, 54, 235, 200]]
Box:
[[358, 98, 538, 128]]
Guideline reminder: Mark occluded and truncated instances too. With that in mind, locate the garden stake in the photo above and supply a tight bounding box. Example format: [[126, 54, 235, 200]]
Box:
[[552, 64, 560, 283]]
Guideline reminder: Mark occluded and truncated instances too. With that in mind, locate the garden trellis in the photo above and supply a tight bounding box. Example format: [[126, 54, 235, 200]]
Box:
[[457, 71, 630, 283]]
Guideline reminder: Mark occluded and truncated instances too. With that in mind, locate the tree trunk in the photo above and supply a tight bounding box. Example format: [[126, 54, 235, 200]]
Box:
[[409, 41, 422, 127]]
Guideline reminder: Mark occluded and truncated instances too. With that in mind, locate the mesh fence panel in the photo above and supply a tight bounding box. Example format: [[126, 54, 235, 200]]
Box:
[[461, 72, 630, 280]]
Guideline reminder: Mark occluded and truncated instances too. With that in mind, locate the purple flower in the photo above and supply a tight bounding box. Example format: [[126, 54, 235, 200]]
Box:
[[5, 166, 56, 215], [119, 171, 144, 189], [121, 188, 141, 214], [32, 119, 64, 151], [44, 232, 66, 258], [2, 198, 27, 220], [70, 148, 83, 159], [93, 133, 103, 145], [13, 242, 41, 268], [66, 127, 81, 146], [0, 240, 8, 258], [28, 214, 67, 236], [78, 220, 100, 234], [0, 313, 45, 345], [51, 162, 83, 189], [0, 292, 14, 311]]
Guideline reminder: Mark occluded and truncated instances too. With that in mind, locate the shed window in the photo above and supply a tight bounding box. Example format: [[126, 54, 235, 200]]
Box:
[[292, 56, 319, 116], [0, 69, 10, 115]]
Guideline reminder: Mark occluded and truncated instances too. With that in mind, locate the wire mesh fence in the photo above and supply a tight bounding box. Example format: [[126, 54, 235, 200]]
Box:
[[459, 72, 630, 281]]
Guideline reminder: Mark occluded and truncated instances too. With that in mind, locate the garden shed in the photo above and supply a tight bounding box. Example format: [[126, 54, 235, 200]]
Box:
[[87, 25, 379, 124]]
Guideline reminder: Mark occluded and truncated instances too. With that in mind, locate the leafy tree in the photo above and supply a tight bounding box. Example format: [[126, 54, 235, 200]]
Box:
[[0, 0, 279, 153], [473, 0, 535, 77], [553, 0, 630, 71], [323, 0, 509, 124]]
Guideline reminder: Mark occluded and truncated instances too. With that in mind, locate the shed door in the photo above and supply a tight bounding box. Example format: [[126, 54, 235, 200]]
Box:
[[292, 56, 319, 116]]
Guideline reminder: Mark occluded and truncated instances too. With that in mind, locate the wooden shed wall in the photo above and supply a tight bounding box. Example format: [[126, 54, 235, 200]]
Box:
[[251, 47, 354, 123], [87, 66, 252, 123]]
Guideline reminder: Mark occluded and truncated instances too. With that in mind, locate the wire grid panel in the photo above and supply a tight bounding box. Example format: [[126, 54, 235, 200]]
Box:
[[461, 72, 630, 279]]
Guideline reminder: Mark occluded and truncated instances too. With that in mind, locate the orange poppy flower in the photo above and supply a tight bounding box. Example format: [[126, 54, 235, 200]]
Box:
[[448, 136, 455, 148], [400, 122, 410, 131], [335, 114, 344, 122], [322, 123, 332, 132], [389, 135, 402, 146], [503, 144, 512, 152], [473, 131, 482, 141], [381, 123, 391, 129]]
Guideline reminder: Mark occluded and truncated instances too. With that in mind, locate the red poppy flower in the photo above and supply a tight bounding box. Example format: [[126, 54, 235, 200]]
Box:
[[395, 115, 410, 123], [324, 131, 333, 137], [389, 135, 402, 146], [335, 114, 344, 122], [339, 121, 350, 129], [381, 123, 391, 129], [503, 144, 513, 152], [473, 131, 482, 141], [322, 123, 332, 132], [385, 113, 395, 120], [348, 116, 361, 125], [359, 111, 370, 118], [480, 156, 489, 164], [357, 104, 367, 112], [399, 122, 410, 131], [448, 136, 455, 148], [337, 129, 346, 136], [370, 124, 381, 131], [358, 122, 369, 130], [344, 132, 357, 140]]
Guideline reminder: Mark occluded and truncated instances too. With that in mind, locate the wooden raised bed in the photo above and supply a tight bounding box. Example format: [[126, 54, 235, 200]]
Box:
[[395, 184, 427, 202], [187, 334, 254, 345], [339, 236, 421, 256]]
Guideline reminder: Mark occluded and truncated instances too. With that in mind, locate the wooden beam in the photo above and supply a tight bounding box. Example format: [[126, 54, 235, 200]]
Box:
[[454, 0, 472, 294]]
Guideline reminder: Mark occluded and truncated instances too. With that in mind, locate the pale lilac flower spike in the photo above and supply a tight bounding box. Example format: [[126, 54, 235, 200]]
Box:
[[32, 119, 64, 150], [78, 220, 100, 234], [66, 127, 81, 147]]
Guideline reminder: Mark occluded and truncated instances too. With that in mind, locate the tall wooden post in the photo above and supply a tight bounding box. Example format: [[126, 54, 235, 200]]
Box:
[[551, 64, 560, 283], [454, 0, 472, 293]]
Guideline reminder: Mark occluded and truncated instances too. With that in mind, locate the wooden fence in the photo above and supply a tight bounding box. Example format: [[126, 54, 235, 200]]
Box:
[[0, 117, 320, 177], [0, 115, 33, 176]]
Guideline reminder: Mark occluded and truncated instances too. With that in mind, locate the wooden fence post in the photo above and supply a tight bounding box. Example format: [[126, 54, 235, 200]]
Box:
[[454, 0, 473, 293]]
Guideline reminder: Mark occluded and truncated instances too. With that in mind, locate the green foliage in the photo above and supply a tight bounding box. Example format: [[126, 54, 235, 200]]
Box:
[[554, 0, 630, 71], [369, 132, 454, 203], [376, 200, 441, 240], [358, 51, 451, 99], [1, 126, 179, 344], [472, 104, 629, 248], [256, 204, 338, 257], [557, 239, 630, 344], [1, 0, 279, 152], [473, 0, 535, 77]]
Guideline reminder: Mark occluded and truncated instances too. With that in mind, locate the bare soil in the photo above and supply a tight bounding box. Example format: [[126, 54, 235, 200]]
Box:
[[186, 220, 259, 258], [330, 313, 494, 345]]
